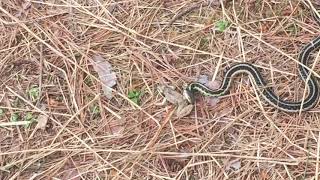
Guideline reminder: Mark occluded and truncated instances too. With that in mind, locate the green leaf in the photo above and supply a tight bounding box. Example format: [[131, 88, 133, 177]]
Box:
[[84, 76, 93, 86], [0, 109, 4, 116], [128, 90, 140, 98], [25, 112, 34, 121], [24, 112, 36, 128], [131, 98, 139, 105], [91, 105, 100, 115], [10, 113, 19, 122], [13, 98, 21, 107], [200, 38, 209, 45], [28, 86, 39, 102], [128, 90, 141, 105], [216, 20, 229, 32]]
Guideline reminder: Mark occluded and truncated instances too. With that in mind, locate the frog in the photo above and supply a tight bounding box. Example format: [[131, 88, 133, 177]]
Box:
[[156, 84, 194, 118]]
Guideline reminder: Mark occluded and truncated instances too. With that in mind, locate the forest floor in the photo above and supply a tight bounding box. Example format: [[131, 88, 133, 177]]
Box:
[[1, 0, 320, 179]]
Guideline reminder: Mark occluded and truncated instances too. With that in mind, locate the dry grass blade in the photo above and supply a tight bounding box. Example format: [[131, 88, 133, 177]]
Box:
[[1, 0, 320, 179]]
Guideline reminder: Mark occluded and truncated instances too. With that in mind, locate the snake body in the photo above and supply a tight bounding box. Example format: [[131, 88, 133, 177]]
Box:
[[184, 10, 320, 112]]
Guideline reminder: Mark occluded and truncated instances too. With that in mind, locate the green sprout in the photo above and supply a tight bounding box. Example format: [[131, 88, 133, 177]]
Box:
[[10, 113, 19, 122], [0, 109, 4, 116], [216, 20, 230, 32], [24, 112, 36, 128], [28, 86, 40, 102], [128, 90, 142, 105], [91, 104, 100, 115]]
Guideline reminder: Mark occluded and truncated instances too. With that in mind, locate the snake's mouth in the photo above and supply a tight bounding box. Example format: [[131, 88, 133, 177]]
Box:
[[183, 89, 195, 104]]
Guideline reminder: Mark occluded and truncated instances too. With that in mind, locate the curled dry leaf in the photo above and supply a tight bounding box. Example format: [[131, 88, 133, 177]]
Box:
[[205, 97, 220, 106], [226, 159, 241, 171], [109, 118, 125, 135], [207, 79, 220, 90], [28, 105, 49, 139], [206, 79, 221, 106], [35, 114, 48, 130], [197, 75, 209, 85], [92, 55, 117, 99], [207, 0, 221, 6]]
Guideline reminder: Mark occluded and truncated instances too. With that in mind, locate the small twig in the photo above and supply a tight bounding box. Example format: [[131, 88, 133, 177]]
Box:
[[165, 2, 214, 28]]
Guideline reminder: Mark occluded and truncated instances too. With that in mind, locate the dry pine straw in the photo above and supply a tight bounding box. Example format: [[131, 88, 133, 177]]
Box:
[[1, 0, 320, 179]]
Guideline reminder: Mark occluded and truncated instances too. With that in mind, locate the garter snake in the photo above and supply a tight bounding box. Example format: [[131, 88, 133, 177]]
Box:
[[184, 10, 320, 112]]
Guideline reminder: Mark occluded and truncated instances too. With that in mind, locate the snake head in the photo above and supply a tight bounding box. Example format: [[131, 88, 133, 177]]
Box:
[[183, 88, 195, 104]]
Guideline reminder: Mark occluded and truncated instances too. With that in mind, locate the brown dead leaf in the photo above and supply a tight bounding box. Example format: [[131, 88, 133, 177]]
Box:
[[204, 80, 220, 106], [205, 97, 220, 107], [207, 0, 221, 6], [48, 97, 61, 107], [282, 6, 294, 16], [28, 112, 49, 139], [207, 80, 220, 90], [225, 159, 241, 171], [108, 119, 125, 135], [35, 114, 48, 130], [92, 55, 117, 99], [260, 22, 271, 33]]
